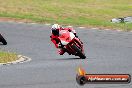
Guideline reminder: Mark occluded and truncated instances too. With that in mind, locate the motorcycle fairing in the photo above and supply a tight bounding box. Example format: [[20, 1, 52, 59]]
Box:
[[59, 30, 75, 45]]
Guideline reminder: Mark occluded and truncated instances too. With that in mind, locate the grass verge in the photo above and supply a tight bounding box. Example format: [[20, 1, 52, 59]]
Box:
[[0, 0, 132, 31], [0, 51, 17, 63]]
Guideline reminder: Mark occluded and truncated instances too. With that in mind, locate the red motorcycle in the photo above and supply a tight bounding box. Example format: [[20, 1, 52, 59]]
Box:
[[0, 33, 7, 45], [58, 30, 86, 59]]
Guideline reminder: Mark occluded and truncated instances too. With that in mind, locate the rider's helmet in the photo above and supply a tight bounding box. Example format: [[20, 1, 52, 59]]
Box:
[[51, 24, 61, 36]]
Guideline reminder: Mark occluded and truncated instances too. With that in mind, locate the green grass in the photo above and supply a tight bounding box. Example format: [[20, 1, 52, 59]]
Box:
[[0, 51, 17, 63], [0, 0, 132, 31]]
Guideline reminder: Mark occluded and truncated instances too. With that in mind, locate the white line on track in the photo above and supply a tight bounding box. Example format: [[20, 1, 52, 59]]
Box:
[[105, 29, 110, 31], [67, 26, 73, 27], [91, 28, 99, 30], [78, 27, 85, 29], [1, 21, 132, 33], [116, 30, 122, 32], [45, 23, 51, 25]]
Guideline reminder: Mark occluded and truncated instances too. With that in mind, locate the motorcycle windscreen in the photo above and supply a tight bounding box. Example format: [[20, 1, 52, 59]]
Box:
[[59, 31, 75, 45]]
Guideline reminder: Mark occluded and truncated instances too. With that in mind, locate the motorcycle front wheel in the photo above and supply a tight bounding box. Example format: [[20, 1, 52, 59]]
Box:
[[72, 44, 86, 59]]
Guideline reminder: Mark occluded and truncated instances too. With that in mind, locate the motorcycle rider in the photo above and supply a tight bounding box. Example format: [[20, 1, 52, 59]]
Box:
[[50, 24, 78, 55]]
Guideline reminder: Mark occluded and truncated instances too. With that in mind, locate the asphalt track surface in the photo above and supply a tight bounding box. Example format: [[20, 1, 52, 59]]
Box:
[[0, 22, 132, 88]]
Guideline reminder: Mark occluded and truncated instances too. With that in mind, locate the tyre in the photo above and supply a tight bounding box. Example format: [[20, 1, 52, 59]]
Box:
[[72, 44, 86, 59], [0, 34, 7, 45]]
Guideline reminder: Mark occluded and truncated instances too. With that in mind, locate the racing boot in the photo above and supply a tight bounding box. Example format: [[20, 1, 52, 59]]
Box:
[[58, 48, 66, 55]]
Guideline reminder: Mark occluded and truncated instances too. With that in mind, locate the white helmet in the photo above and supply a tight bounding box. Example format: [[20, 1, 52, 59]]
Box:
[[51, 24, 60, 36], [51, 24, 60, 30]]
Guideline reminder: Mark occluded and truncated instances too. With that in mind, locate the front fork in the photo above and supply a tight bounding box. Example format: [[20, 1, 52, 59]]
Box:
[[74, 37, 84, 53]]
